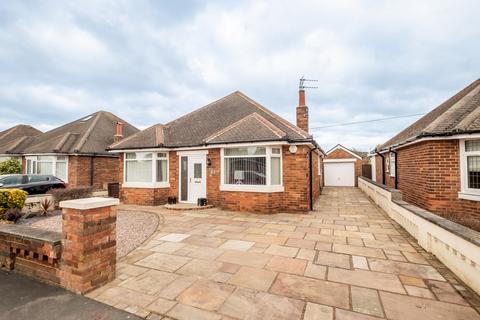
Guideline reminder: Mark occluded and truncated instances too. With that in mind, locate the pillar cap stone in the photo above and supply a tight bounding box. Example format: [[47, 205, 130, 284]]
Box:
[[60, 197, 119, 210]]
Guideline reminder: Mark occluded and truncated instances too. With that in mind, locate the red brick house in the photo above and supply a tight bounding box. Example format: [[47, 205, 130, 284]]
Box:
[[19, 111, 139, 189], [324, 144, 366, 187], [0, 125, 42, 162], [373, 79, 480, 218], [109, 90, 325, 213]]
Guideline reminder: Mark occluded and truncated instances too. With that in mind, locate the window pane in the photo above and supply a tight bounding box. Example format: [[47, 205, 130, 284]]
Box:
[[156, 159, 167, 182], [55, 162, 67, 181], [38, 156, 54, 161], [38, 162, 53, 175], [466, 140, 480, 152], [272, 148, 281, 154], [56, 156, 67, 161], [194, 163, 202, 178], [126, 153, 136, 159], [271, 157, 281, 185], [224, 147, 266, 156], [224, 157, 266, 185], [27, 160, 32, 173], [126, 160, 152, 182], [468, 156, 480, 189], [157, 152, 167, 158]]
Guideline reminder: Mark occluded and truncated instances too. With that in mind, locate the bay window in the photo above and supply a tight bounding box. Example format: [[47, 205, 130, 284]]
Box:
[[221, 146, 283, 192], [124, 152, 169, 187], [460, 139, 480, 200], [26, 155, 68, 182]]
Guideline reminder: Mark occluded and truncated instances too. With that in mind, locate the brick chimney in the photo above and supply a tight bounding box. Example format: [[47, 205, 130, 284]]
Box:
[[296, 89, 309, 132], [114, 122, 123, 143]]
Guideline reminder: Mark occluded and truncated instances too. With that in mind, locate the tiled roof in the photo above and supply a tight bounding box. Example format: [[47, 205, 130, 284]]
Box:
[[380, 79, 480, 150], [22, 111, 139, 155], [0, 125, 42, 154], [110, 91, 316, 150]]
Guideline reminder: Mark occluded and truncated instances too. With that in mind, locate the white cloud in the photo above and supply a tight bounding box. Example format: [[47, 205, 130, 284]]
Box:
[[0, 0, 478, 151]]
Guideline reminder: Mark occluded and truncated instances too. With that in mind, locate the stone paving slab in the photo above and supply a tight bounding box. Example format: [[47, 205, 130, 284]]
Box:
[[91, 187, 480, 319]]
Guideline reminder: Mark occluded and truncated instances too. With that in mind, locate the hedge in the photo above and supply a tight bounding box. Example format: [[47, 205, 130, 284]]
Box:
[[0, 189, 28, 216], [47, 187, 93, 207]]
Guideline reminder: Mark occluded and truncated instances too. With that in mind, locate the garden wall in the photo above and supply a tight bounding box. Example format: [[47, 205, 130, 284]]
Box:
[[0, 197, 118, 295], [359, 176, 480, 295]]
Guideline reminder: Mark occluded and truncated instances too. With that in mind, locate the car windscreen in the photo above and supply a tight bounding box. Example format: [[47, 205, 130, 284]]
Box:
[[0, 176, 23, 186]]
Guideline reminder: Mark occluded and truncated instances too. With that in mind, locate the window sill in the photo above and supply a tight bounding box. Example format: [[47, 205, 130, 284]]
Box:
[[458, 191, 480, 201], [122, 182, 170, 189], [220, 185, 284, 193]]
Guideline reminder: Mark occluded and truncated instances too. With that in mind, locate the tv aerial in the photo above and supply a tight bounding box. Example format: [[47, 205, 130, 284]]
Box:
[[299, 76, 318, 90]]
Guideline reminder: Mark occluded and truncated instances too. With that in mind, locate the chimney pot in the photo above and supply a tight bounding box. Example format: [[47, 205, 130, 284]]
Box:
[[114, 122, 124, 143]]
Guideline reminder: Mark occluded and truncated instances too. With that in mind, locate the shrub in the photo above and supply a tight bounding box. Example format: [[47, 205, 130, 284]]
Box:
[[40, 198, 53, 215], [4, 208, 23, 222], [0, 189, 27, 221], [0, 158, 22, 174], [0, 189, 28, 209], [48, 187, 93, 207]]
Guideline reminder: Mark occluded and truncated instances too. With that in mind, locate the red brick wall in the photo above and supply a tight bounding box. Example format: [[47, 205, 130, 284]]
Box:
[[325, 148, 363, 186], [377, 140, 480, 219], [119, 152, 177, 206], [120, 145, 318, 213], [68, 155, 120, 190]]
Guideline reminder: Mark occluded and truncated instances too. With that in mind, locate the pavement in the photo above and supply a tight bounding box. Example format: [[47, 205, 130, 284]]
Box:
[[0, 270, 142, 320], [86, 187, 480, 319]]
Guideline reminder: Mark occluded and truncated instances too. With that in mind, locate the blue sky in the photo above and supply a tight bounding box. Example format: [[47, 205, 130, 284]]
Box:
[[0, 0, 479, 151]]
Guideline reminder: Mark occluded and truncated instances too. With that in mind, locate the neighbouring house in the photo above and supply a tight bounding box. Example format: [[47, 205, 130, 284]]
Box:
[[0, 125, 42, 163], [324, 144, 367, 187], [373, 78, 480, 218], [109, 90, 325, 213], [20, 111, 139, 189]]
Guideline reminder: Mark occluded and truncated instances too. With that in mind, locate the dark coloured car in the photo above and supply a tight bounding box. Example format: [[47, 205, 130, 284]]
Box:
[[0, 174, 67, 195]]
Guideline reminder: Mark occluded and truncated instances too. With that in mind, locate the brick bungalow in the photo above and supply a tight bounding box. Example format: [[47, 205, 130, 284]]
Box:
[[0, 125, 42, 162], [20, 111, 139, 189], [109, 90, 325, 213], [324, 144, 366, 187], [373, 79, 480, 218]]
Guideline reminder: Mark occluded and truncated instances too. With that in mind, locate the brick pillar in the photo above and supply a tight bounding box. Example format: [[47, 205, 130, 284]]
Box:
[[60, 197, 119, 294]]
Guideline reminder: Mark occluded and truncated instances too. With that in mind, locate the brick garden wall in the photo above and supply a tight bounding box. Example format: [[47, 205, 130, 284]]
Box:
[[377, 140, 480, 219], [0, 226, 62, 286]]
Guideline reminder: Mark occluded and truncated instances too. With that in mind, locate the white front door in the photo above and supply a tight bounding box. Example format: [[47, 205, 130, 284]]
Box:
[[324, 161, 355, 186], [180, 154, 207, 203]]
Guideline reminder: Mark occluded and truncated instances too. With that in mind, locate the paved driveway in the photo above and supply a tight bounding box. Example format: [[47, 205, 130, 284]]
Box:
[[88, 187, 480, 320]]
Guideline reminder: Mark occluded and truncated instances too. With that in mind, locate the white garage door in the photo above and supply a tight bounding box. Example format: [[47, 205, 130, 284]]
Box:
[[324, 162, 355, 186]]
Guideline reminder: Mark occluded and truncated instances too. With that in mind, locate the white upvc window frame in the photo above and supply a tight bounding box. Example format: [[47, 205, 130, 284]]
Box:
[[25, 155, 69, 182], [389, 153, 396, 177], [459, 139, 480, 201], [123, 151, 170, 188], [220, 146, 284, 193]]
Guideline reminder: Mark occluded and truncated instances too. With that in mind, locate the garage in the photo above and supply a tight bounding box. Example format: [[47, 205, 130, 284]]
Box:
[[324, 160, 355, 186]]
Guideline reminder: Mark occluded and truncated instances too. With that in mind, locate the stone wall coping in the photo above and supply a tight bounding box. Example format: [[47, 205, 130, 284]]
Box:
[[393, 199, 480, 247], [0, 224, 62, 245], [358, 176, 403, 200], [60, 197, 119, 210]]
